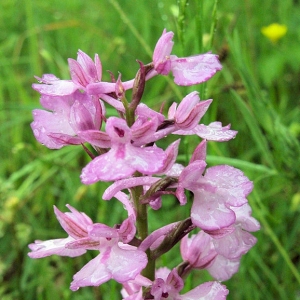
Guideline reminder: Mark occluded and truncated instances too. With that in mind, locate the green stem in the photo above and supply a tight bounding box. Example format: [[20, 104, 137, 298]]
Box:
[[131, 181, 155, 280]]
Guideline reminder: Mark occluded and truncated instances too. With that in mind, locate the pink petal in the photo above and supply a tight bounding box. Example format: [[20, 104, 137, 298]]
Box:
[[68, 58, 89, 87], [131, 117, 159, 145], [156, 139, 180, 175], [103, 177, 159, 200], [77, 50, 99, 82], [54, 205, 92, 239], [108, 244, 147, 283], [194, 122, 238, 141], [47, 133, 82, 146], [80, 148, 135, 183], [118, 216, 137, 243], [167, 102, 177, 119], [128, 145, 166, 174], [31, 109, 75, 149], [180, 232, 216, 268], [212, 228, 257, 259], [206, 255, 240, 281], [70, 254, 111, 291], [28, 236, 86, 258], [191, 191, 236, 231], [204, 165, 253, 207], [99, 94, 125, 112], [32, 79, 77, 96], [170, 54, 222, 86], [77, 130, 111, 148], [182, 281, 229, 299], [175, 92, 212, 130], [190, 140, 207, 163], [153, 29, 174, 75], [234, 203, 260, 232]]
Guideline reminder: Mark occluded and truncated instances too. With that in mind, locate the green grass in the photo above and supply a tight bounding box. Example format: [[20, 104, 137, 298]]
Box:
[[1, 0, 300, 299]]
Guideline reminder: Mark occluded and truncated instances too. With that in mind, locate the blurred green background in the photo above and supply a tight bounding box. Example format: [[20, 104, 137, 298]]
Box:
[[1, 0, 300, 299]]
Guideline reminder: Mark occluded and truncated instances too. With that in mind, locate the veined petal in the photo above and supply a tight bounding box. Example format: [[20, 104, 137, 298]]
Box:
[[206, 255, 240, 281], [28, 236, 86, 258], [47, 133, 83, 146], [181, 281, 229, 299], [153, 29, 174, 75], [70, 244, 147, 291], [31, 109, 75, 149], [190, 140, 207, 163], [103, 177, 159, 200], [212, 228, 257, 259], [68, 58, 89, 87], [77, 50, 100, 82], [127, 145, 166, 174], [204, 165, 253, 207], [80, 147, 135, 183], [70, 254, 111, 291], [77, 130, 111, 148], [32, 79, 77, 96], [170, 54, 222, 86], [191, 190, 236, 231], [108, 244, 147, 283], [156, 139, 180, 175], [194, 122, 238, 141], [54, 205, 92, 239]]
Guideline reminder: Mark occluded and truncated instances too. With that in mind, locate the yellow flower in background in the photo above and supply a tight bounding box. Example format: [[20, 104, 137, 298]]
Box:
[[261, 23, 287, 43]]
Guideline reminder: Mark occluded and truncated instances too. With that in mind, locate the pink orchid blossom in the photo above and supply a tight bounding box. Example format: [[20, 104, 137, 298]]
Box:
[[178, 162, 253, 231], [28, 204, 147, 291], [70, 232, 147, 291], [153, 29, 222, 86], [180, 230, 250, 282], [121, 268, 228, 300], [31, 91, 102, 149], [180, 231, 217, 270], [80, 117, 166, 183], [68, 50, 102, 89], [168, 91, 212, 131], [121, 275, 152, 300], [150, 268, 228, 300], [28, 204, 94, 258]]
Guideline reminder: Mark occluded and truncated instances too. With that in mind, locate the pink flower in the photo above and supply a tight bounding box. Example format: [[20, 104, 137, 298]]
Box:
[[179, 230, 245, 282], [80, 117, 166, 183], [178, 162, 253, 231], [28, 204, 147, 291], [68, 50, 102, 88], [31, 91, 102, 149], [70, 238, 147, 291], [180, 231, 217, 270], [153, 29, 222, 86], [168, 92, 212, 131], [28, 204, 94, 258], [150, 268, 228, 300], [33, 51, 124, 98]]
